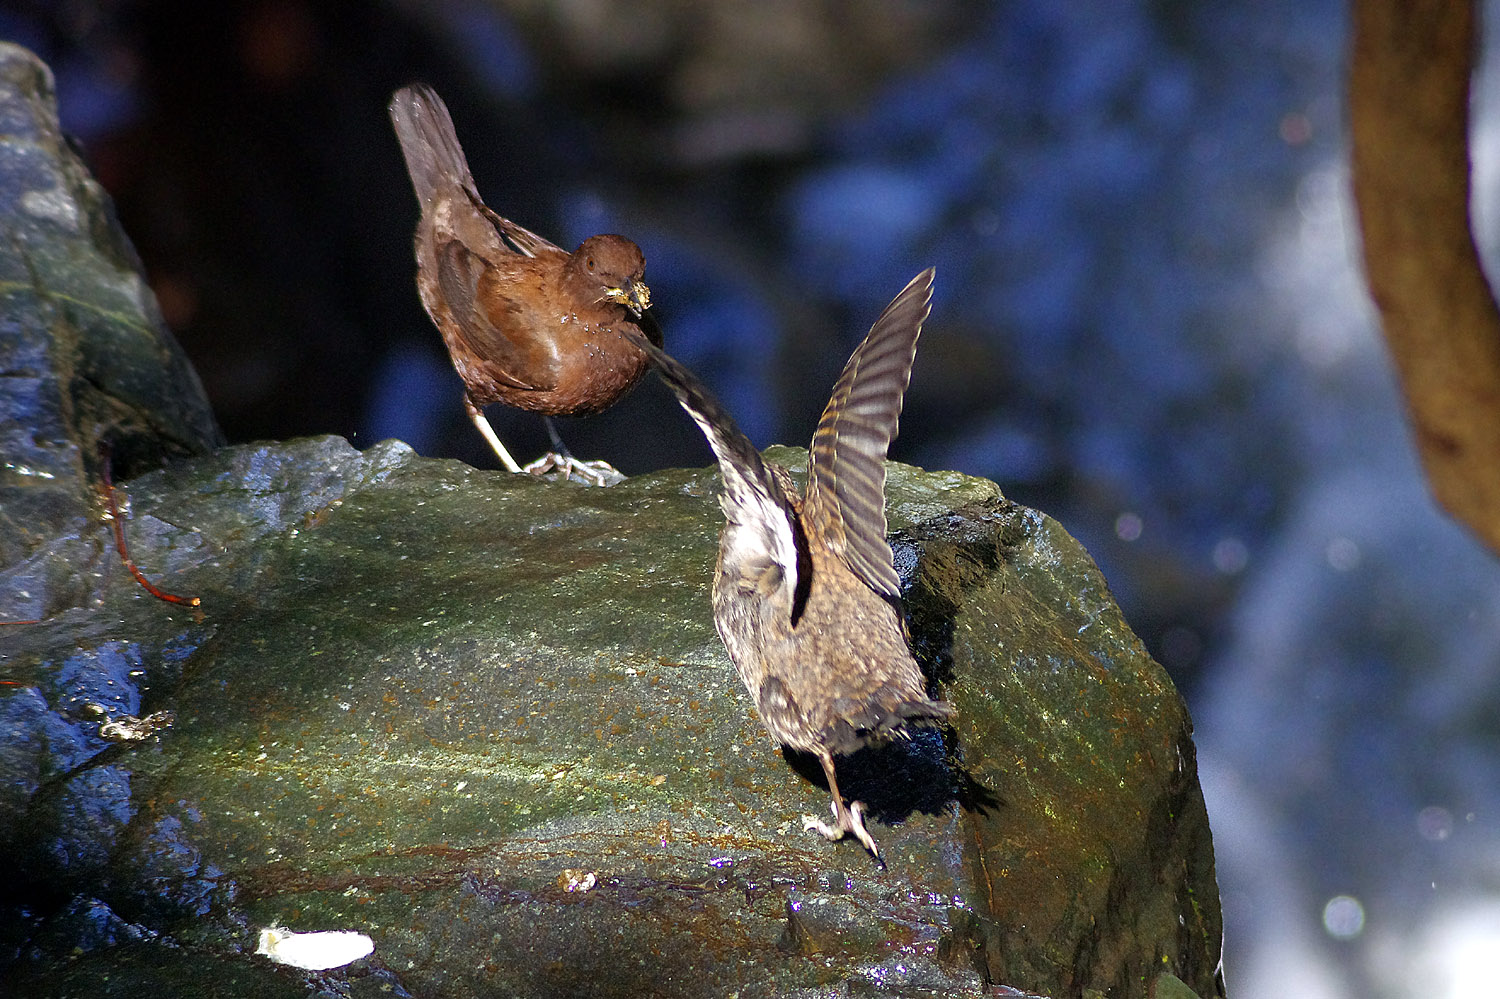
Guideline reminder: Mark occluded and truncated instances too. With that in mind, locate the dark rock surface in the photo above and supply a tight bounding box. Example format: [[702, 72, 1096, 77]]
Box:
[[0, 40, 1222, 999], [0, 42, 222, 620]]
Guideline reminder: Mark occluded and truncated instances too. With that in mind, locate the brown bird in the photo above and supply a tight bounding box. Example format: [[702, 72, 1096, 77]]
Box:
[[388, 83, 659, 484], [627, 268, 953, 859]]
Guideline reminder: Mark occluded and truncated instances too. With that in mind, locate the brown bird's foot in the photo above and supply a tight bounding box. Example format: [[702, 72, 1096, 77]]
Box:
[[520, 452, 625, 487], [802, 798, 882, 860]]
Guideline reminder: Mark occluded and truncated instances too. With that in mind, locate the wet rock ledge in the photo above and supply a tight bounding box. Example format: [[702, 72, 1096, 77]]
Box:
[[0, 42, 1223, 999]]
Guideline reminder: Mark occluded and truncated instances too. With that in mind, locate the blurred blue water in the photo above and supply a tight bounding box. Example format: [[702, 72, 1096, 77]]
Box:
[[768, 3, 1324, 600]]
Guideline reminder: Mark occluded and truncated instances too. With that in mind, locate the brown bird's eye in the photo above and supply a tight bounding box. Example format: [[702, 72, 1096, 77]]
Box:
[[586, 257, 596, 272]]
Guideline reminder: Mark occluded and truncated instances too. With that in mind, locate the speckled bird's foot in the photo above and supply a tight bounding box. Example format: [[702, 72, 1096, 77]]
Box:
[[521, 452, 625, 487], [802, 799, 882, 860]]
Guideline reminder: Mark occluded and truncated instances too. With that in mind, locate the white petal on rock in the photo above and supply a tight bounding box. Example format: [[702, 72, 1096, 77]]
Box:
[[255, 926, 374, 970]]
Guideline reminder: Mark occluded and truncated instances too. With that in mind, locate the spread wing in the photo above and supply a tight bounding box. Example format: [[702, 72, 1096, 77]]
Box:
[[623, 332, 800, 613], [804, 268, 934, 600]]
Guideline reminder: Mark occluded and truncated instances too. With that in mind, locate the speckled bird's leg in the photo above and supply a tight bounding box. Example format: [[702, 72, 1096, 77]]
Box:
[[802, 752, 882, 860]]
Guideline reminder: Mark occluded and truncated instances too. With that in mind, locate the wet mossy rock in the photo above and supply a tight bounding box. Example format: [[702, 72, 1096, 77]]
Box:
[[0, 42, 1223, 999], [0, 42, 222, 617], [2, 436, 1224, 999]]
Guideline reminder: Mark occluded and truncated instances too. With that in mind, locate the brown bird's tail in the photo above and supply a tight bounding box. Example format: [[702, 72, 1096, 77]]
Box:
[[389, 83, 478, 208]]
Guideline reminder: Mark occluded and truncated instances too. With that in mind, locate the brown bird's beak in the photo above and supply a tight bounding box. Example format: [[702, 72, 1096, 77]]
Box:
[[606, 279, 651, 317]]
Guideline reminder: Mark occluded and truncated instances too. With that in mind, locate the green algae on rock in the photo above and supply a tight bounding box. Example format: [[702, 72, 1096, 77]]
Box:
[[3, 436, 1223, 999]]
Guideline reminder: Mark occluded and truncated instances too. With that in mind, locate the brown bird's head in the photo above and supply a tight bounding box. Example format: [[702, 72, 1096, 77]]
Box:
[[569, 234, 650, 316]]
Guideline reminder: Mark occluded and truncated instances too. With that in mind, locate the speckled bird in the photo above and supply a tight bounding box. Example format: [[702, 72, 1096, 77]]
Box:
[[627, 269, 952, 858]]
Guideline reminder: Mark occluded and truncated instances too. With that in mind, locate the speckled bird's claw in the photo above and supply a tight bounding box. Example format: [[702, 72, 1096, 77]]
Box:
[[521, 452, 625, 487], [802, 799, 882, 860], [801, 811, 838, 840]]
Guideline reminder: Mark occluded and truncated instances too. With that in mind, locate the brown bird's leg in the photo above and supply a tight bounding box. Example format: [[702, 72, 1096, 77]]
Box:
[[463, 394, 523, 473], [519, 417, 624, 486], [802, 751, 882, 859]]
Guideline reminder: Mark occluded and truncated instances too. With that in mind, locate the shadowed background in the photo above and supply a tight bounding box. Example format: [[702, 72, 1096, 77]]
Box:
[[6, 1, 1499, 996]]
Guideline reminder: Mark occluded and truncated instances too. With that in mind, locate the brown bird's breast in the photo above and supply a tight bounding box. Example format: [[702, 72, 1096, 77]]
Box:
[[492, 311, 653, 417], [416, 215, 653, 416]]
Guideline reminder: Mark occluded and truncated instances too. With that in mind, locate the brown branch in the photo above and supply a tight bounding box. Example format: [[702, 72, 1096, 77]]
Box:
[[1350, 0, 1500, 556]]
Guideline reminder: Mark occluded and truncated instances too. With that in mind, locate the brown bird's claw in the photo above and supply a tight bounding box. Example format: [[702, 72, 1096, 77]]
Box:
[[802, 798, 882, 860], [521, 452, 625, 487]]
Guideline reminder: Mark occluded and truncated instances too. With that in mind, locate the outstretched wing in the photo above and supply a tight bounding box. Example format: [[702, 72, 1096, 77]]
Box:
[[804, 268, 934, 600], [623, 332, 800, 615]]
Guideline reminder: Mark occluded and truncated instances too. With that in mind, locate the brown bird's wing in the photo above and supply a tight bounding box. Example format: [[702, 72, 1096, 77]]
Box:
[[389, 84, 478, 207], [435, 241, 554, 392], [623, 331, 801, 612], [466, 193, 565, 259], [803, 269, 935, 601]]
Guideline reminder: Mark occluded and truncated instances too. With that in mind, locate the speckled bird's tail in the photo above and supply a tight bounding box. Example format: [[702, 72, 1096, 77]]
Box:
[[821, 691, 954, 757]]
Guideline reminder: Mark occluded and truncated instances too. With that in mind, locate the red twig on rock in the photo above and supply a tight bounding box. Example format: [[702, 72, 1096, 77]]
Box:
[[99, 444, 200, 607]]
